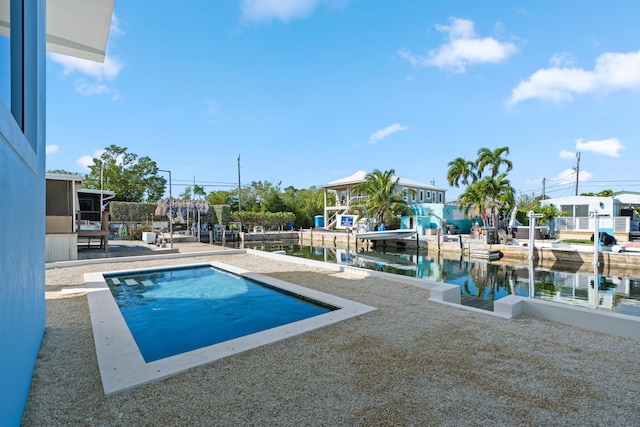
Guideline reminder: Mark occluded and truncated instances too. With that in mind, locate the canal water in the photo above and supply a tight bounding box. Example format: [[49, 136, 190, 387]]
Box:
[[236, 241, 640, 317]]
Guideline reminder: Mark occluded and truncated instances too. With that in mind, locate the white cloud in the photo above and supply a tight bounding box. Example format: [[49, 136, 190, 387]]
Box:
[[398, 17, 518, 73], [110, 13, 125, 36], [553, 168, 593, 185], [110, 90, 121, 102], [46, 145, 59, 155], [49, 53, 124, 81], [369, 124, 409, 144], [559, 150, 576, 159], [241, 0, 347, 23], [575, 137, 625, 157], [48, 13, 125, 100], [508, 50, 640, 105], [75, 81, 111, 96], [77, 150, 105, 170], [77, 155, 95, 170], [550, 52, 576, 67]]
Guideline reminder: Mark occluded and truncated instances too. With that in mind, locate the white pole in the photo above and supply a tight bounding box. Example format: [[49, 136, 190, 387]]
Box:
[[528, 210, 536, 261], [169, 171, 173, 250], [593, 210, 599, 309], [527, 210, 544, 299], [100, 163, 104, 224], [593, 211, 599, 267]]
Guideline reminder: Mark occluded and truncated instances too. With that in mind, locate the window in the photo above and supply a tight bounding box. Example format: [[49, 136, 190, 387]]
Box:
[[575, 204, 589, 217], [438, 193, 443, 203], [426, 191, 431, 200], [0, 35, 9, 108], [560, 204, 589, 217], [0, 0, 42, 174], [419, 190, 423, 202]]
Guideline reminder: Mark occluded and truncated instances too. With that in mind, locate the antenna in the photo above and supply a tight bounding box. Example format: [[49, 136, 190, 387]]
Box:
[[574, 152, 581, 196]]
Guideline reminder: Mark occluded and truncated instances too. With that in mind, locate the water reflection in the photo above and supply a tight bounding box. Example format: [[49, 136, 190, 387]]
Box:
[[240, 242, 640, 316]]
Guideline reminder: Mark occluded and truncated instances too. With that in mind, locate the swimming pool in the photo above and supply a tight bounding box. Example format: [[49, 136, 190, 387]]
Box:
[[105, 265, 336, 362], [84, 261, 376, 394]]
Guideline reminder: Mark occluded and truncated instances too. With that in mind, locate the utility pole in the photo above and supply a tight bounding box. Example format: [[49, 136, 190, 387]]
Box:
[[541, 177, 546, 200], [237, 155, 241, 212], [575, 152, 581, 196]]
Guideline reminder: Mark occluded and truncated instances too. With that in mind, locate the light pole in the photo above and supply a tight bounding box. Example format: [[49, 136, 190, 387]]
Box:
[[99, 161, 104, 222], [154, 168, 173, 249]]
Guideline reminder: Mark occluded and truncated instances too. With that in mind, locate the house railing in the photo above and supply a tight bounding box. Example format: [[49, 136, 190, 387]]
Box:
[[554, 216, 630, 233]]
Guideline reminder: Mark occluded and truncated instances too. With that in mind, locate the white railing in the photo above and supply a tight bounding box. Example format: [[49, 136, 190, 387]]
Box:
[[554, 216, 629, 233]]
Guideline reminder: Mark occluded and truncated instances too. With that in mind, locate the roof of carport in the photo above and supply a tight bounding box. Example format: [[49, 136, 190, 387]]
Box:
[[0, 0, 114, 62]]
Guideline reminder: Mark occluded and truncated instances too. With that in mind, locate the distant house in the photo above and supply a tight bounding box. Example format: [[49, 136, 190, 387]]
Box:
[[541, 192, 640, 242], [0, 2, 115, 423], [321, 170, 446, 230], [46, 173, 115, 261]]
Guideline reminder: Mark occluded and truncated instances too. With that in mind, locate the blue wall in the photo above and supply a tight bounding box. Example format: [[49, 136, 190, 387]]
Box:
[[0, 1, 46, 424], [443, 205, 473, 234]]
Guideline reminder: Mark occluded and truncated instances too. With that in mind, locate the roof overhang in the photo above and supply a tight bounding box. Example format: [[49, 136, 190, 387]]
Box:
[[324, 170, 445, 192], [46, 172, 83, 182], [0, 0, 114, 62]]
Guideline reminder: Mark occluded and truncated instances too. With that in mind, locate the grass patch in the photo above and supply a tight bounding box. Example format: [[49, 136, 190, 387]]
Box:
[[560, 239, 593, 244]]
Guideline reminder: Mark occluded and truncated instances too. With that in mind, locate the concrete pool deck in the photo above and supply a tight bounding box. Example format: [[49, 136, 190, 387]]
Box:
[[24, 248, 640, 425], [82, 261, 375, 394]]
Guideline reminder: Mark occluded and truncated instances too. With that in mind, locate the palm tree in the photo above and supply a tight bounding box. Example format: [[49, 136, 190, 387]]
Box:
[[476, 146, 513, 179], [478, 173, 515, 227], [352, 169, 410, 227], [458, 181, 488, 226], [447, 157, 477, 187]]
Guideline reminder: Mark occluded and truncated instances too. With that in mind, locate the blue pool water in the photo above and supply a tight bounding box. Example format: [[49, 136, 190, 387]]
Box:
[[105, 265, 335, 362]]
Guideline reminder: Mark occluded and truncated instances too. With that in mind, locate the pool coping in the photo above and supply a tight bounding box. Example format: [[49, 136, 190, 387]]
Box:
[[82, 260, 376, 394]]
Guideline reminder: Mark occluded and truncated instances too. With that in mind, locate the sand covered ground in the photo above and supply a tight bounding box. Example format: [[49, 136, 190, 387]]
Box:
[[23, 251, 640, 426]]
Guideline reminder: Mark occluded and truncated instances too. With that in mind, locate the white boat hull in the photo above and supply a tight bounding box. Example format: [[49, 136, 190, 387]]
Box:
[[355, 230, 417, 241]]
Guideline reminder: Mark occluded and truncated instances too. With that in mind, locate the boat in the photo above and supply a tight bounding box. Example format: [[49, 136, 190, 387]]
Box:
[[355, 229, 417, 241], [470, 249, 502, 261]]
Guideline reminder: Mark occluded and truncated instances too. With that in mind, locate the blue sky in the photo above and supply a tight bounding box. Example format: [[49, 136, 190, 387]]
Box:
[[20, 1, 640, 199]]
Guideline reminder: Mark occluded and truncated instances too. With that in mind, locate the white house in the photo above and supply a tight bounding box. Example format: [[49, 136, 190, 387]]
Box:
[[321, 170, 446, 230], [0, 1, 114, 423], [541, 192, 640, 242]]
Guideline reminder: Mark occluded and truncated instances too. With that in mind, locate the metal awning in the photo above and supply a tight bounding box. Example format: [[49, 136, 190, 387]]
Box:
[[0, 0, 114, 62]]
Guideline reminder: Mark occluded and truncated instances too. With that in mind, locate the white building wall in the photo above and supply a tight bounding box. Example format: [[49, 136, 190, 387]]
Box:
[[541, 196, 615, 217]]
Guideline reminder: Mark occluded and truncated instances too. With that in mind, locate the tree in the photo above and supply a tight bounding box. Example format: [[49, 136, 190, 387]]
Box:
[[447, 157, 477, 187], [193, 185, 206, 199], [180, 186, 192, 200], [83, 145, 166, 202], [448, 146, 516, 227], [516, 192, 539, 211], [47, 169, 79, 175], [206, 190, 236, 208], [352, 169, 410, 227], [458, 181, 488, 225], [476, 146, 513, 179], [479, 173, 515, 226], [581, 189, 613, 197]]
